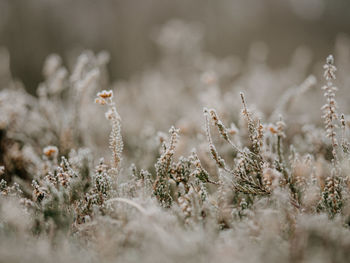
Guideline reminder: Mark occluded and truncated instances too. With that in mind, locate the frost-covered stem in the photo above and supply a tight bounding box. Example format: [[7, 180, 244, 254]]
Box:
[[340, 114, 349, 154], [95, 90, 123, 170], [277, 135, 283, 163], [159, 126, 179, 175], [322, 55, 338, 162], [276, 116, 286, 163], [240, 92, 254, 144], [203, 108, 242, 154], [109, 104, 123, 169], [203, 109, 232, 173], [153, 126, 179, 207], [190, 149, 221, 185], [240, 92, 263, 155]]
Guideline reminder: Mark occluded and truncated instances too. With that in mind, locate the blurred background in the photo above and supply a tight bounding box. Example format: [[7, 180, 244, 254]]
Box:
[[0, 0, 349, 93]]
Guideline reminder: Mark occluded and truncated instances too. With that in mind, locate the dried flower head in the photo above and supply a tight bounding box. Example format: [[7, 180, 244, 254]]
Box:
[[43, 145, 59, 159], [268, 124, 278, 134], [97, 90, 113, 99]]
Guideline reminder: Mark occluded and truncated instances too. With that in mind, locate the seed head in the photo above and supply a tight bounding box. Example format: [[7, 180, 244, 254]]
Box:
[[95, 90, 114, 105], [43, 146, 59, 159], [97, 90, 113, 99]]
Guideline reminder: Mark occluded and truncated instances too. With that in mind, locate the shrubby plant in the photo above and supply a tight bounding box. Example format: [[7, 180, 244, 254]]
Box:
[[1, 21, 350, 263]]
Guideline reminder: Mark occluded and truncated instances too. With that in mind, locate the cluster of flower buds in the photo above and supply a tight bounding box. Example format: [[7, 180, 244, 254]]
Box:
[[95, 90, 113, 105]]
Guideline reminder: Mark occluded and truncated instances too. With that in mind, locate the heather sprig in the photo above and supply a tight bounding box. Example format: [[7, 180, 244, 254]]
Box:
[[318, 55, 346, 217], [95, 89, 123, 171], [321, 55, 339, 162], [153, 126, 179, 207]]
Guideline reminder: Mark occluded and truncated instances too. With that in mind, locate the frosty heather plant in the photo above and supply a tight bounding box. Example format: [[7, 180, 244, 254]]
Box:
[[240, 92, 264, 154], [321, 55, 339, 161], [203, 108, 228, 171], [92, 158, 113, 202], [1, 26, 350, 262], [95, 89, 123, 170], [153, 126, 179, 207], [189, 149, 213, 184], [31, 179, 46, 202], [203, 93, 270, 197], [204, 108, 242, 154], [318, 55, 346, 217], [318, 174, 343, 217], [57, 156, 76, 187]]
